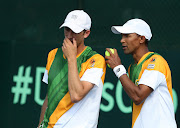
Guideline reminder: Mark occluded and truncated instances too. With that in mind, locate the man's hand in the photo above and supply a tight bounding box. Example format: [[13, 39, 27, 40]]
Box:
[[62, 38, 77, 60], [105, 48, 122, 69]]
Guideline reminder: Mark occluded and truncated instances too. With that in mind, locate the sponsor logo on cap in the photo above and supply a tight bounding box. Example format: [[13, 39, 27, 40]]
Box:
[[71, 15, 78, 20]]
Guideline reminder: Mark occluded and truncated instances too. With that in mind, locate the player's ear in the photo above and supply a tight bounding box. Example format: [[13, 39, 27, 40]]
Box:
[[83, 30, 90, 39], [140, 36, 146, 44]]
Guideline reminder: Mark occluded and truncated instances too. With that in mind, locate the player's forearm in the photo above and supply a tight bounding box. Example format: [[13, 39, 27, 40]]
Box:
[[119, 75, 143, 105], [38, 95, 48, 126], [67, 58, 84, 103]]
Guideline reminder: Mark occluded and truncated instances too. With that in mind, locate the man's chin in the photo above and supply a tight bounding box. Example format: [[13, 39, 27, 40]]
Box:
[[123, 51, 131, 55]]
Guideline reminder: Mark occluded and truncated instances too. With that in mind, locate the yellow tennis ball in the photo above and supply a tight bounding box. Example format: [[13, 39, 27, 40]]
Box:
[[105, 48, 114, 68], [105, 48, 114, 56]]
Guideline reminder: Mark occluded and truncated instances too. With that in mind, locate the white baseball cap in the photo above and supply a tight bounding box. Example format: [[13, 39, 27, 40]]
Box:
[[111, 19, 152, 41], [60, 10, 91, 33]]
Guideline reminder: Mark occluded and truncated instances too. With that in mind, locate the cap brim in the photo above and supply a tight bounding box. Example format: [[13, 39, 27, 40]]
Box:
[[111, 26, 134, 34], [59, 22, 84, 33]]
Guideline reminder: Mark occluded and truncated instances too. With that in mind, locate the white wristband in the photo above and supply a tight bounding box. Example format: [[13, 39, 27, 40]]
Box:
[[113, 65, 127, 78]]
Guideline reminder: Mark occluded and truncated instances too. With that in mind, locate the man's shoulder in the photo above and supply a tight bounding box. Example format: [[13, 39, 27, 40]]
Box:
[[149, 53, 168, 65], [90, 53, 105, 62], [83, 46, 105, 61], [86, 54, 106, 69], [47, 48, 61, 58], [146, 53, 170, 71], [48, 48, 58, 55], [46, 48, 59, 63]]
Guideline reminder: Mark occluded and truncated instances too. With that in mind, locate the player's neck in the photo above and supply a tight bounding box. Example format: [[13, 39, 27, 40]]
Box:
[[133, 47, 149, 64], [77, 43, 86, 55]]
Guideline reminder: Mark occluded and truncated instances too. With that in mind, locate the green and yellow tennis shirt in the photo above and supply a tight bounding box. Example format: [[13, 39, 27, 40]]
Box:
[[129, 52, 177, 128], [42, 46, 106, 128]]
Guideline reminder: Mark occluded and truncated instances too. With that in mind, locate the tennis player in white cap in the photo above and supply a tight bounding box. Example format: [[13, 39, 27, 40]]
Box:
[[38, 10, 106, 128], [106, 18, 177, 128]]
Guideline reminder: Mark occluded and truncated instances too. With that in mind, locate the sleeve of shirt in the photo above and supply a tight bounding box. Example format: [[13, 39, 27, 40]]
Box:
[[138, 55, 167, 90], [80, 54, 106, 87], [138, 69, 166, 90]]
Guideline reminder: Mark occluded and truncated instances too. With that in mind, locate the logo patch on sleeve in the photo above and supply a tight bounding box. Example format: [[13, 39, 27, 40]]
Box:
[[150, 58, 156, 62], [147, 64, 155, 69], [90, 59, 95, 67]]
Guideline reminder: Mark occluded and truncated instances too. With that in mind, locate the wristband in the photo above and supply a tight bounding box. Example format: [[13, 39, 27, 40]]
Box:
[[113, 65, 127, 78]]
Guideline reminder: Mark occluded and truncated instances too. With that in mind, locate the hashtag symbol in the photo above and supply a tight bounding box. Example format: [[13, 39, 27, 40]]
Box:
[[11, 66, 33, 105]]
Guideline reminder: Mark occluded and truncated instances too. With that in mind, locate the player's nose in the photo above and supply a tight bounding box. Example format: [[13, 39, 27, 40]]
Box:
[[66, 30, 73, 39]]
